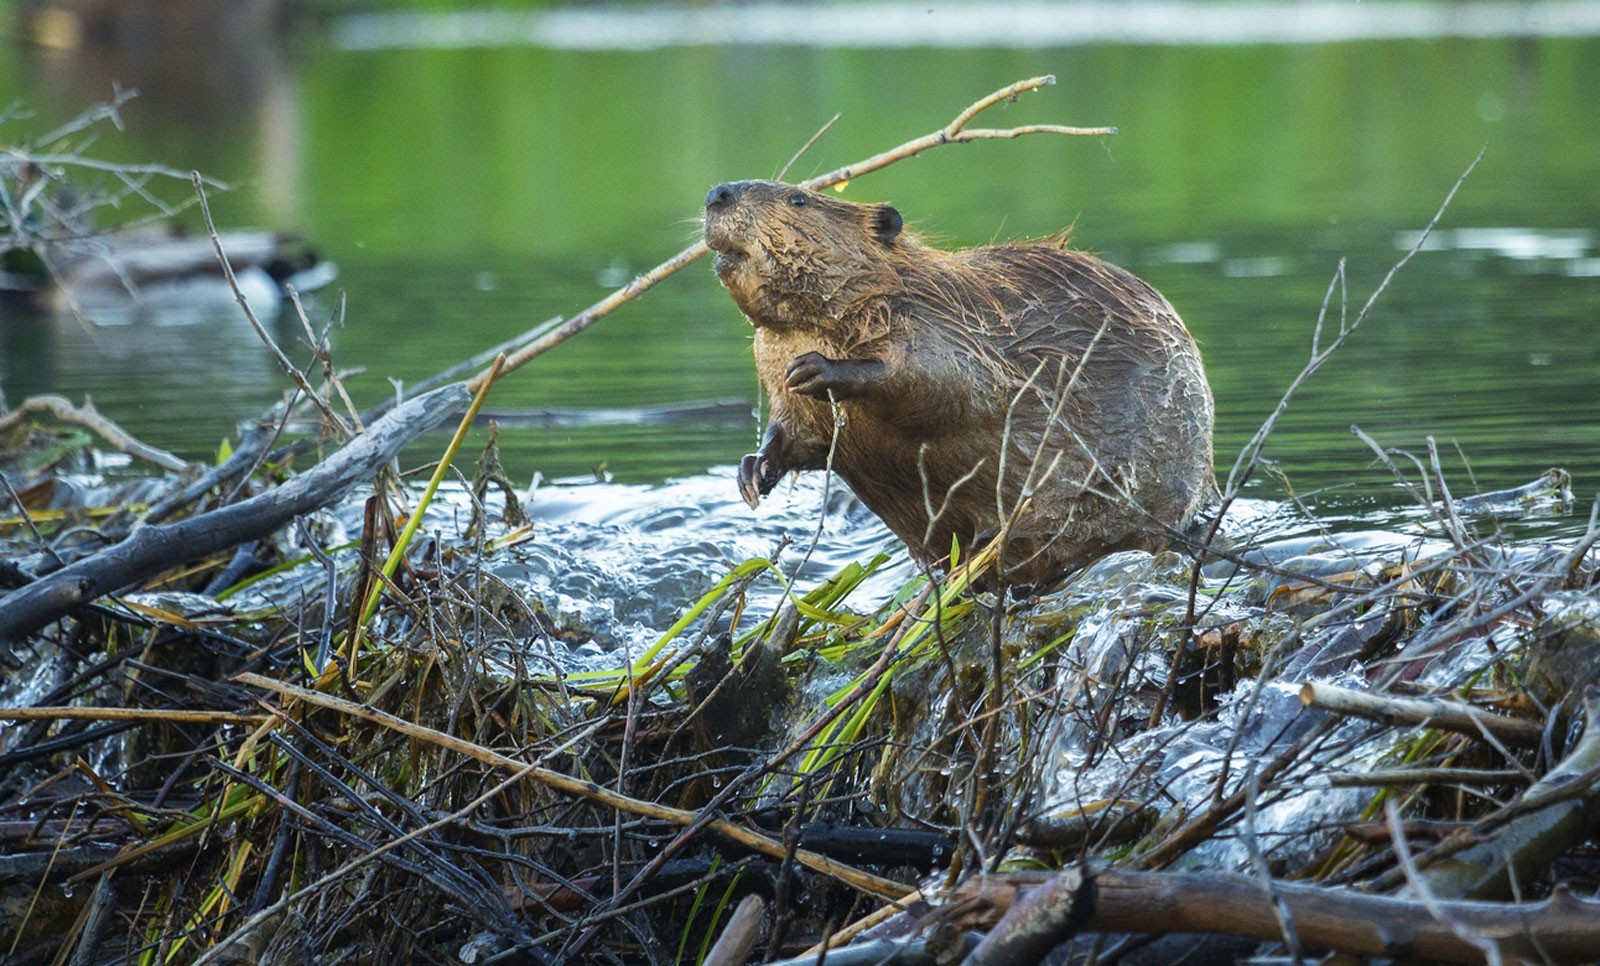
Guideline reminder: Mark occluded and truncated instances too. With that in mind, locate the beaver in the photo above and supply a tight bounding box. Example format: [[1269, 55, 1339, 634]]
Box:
[[704, 179, 1216, 585]]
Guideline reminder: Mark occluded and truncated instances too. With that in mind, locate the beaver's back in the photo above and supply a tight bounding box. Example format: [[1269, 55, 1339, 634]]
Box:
[[820, 244, 1215, 581]]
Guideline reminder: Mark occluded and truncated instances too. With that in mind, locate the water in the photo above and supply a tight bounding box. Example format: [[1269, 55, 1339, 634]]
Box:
[[3, 9, 1599, 538]]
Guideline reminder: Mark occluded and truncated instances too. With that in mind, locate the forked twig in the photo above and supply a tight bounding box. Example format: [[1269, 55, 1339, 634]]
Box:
[[1148, 146, 1488, 728], [0, 394, 190, 473], [463, 76, 1111, 396], [1222, 146, 1485, 498]]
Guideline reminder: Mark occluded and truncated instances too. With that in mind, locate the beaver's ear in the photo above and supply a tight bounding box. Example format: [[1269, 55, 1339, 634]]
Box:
[[872, 205, 903, 242]]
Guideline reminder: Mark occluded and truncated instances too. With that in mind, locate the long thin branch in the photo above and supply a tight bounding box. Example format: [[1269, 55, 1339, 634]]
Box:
[[462, 75, 1109, 396], [233, 672, 910, 901], [192, 173, 351, 439]]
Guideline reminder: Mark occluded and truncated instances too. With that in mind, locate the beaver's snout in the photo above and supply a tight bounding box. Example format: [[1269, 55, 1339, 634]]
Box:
[[705, 182, 745, 210], [704, 182, 753, 263]]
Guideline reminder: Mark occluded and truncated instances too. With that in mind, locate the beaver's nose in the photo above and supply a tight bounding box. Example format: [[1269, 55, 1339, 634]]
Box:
[[705, 182, 739, 210]]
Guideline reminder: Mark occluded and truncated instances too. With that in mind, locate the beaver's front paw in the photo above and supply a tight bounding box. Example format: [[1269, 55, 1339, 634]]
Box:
[[784, 352, 837, 398], [786, 352, 886, 400]]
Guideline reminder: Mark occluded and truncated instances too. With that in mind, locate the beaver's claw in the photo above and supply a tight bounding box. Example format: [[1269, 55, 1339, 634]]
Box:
[[738, 452, 786, 509], [738, 454, 765, 509]]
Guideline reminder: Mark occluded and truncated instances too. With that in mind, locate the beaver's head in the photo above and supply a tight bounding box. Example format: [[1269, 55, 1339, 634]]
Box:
[[704, 180, 905, 329]]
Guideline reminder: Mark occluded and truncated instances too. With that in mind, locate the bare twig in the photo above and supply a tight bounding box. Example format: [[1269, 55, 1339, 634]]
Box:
[[1151, 148, 1487, 729], [0, 394, 191, 473], [0, 472, 64, 568], [0, 707, 268, 726], [192, 174, 352, 440], [17, 154, 226, 188], [776, 112, 841, 181], [1299, 681, 1545, 749], [460, 75, 1110, 396], [1326, 768, 1523, 788], [1223, 146, 1484, 499]]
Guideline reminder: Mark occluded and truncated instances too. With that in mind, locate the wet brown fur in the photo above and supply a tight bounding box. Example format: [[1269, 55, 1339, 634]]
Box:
[[705, 180, 1216, 584]]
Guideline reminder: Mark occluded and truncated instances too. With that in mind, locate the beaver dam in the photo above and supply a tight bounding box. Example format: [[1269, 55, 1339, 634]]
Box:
[[5, 81, 1600, 965]]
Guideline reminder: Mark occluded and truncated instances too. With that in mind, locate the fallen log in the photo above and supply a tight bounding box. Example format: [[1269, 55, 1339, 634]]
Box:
[[0, 384, 471, 651], [807, 866, 1600, 965], [958, 867, 1600, 965]]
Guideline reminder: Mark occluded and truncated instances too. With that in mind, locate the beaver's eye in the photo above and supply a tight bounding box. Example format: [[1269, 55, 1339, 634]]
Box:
[[788, 193, 808, 207]]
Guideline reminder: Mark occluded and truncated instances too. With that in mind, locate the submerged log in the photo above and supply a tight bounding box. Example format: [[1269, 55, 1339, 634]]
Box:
[[0, 384, 471, 651]]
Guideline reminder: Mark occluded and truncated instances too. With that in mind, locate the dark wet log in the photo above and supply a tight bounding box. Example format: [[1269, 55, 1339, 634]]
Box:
[[1020, 800, 1160, 852], [0, 721, 136, 767], [0, 385, 471, 651], [0, 844, 122, 883], [785, 822, 954, 869], [686, 633, 784, 760], [955, 867, 1600, 965], [807, 822, 953, 868], [0, 820, 132, 843], [66, 874, 117, 966]]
